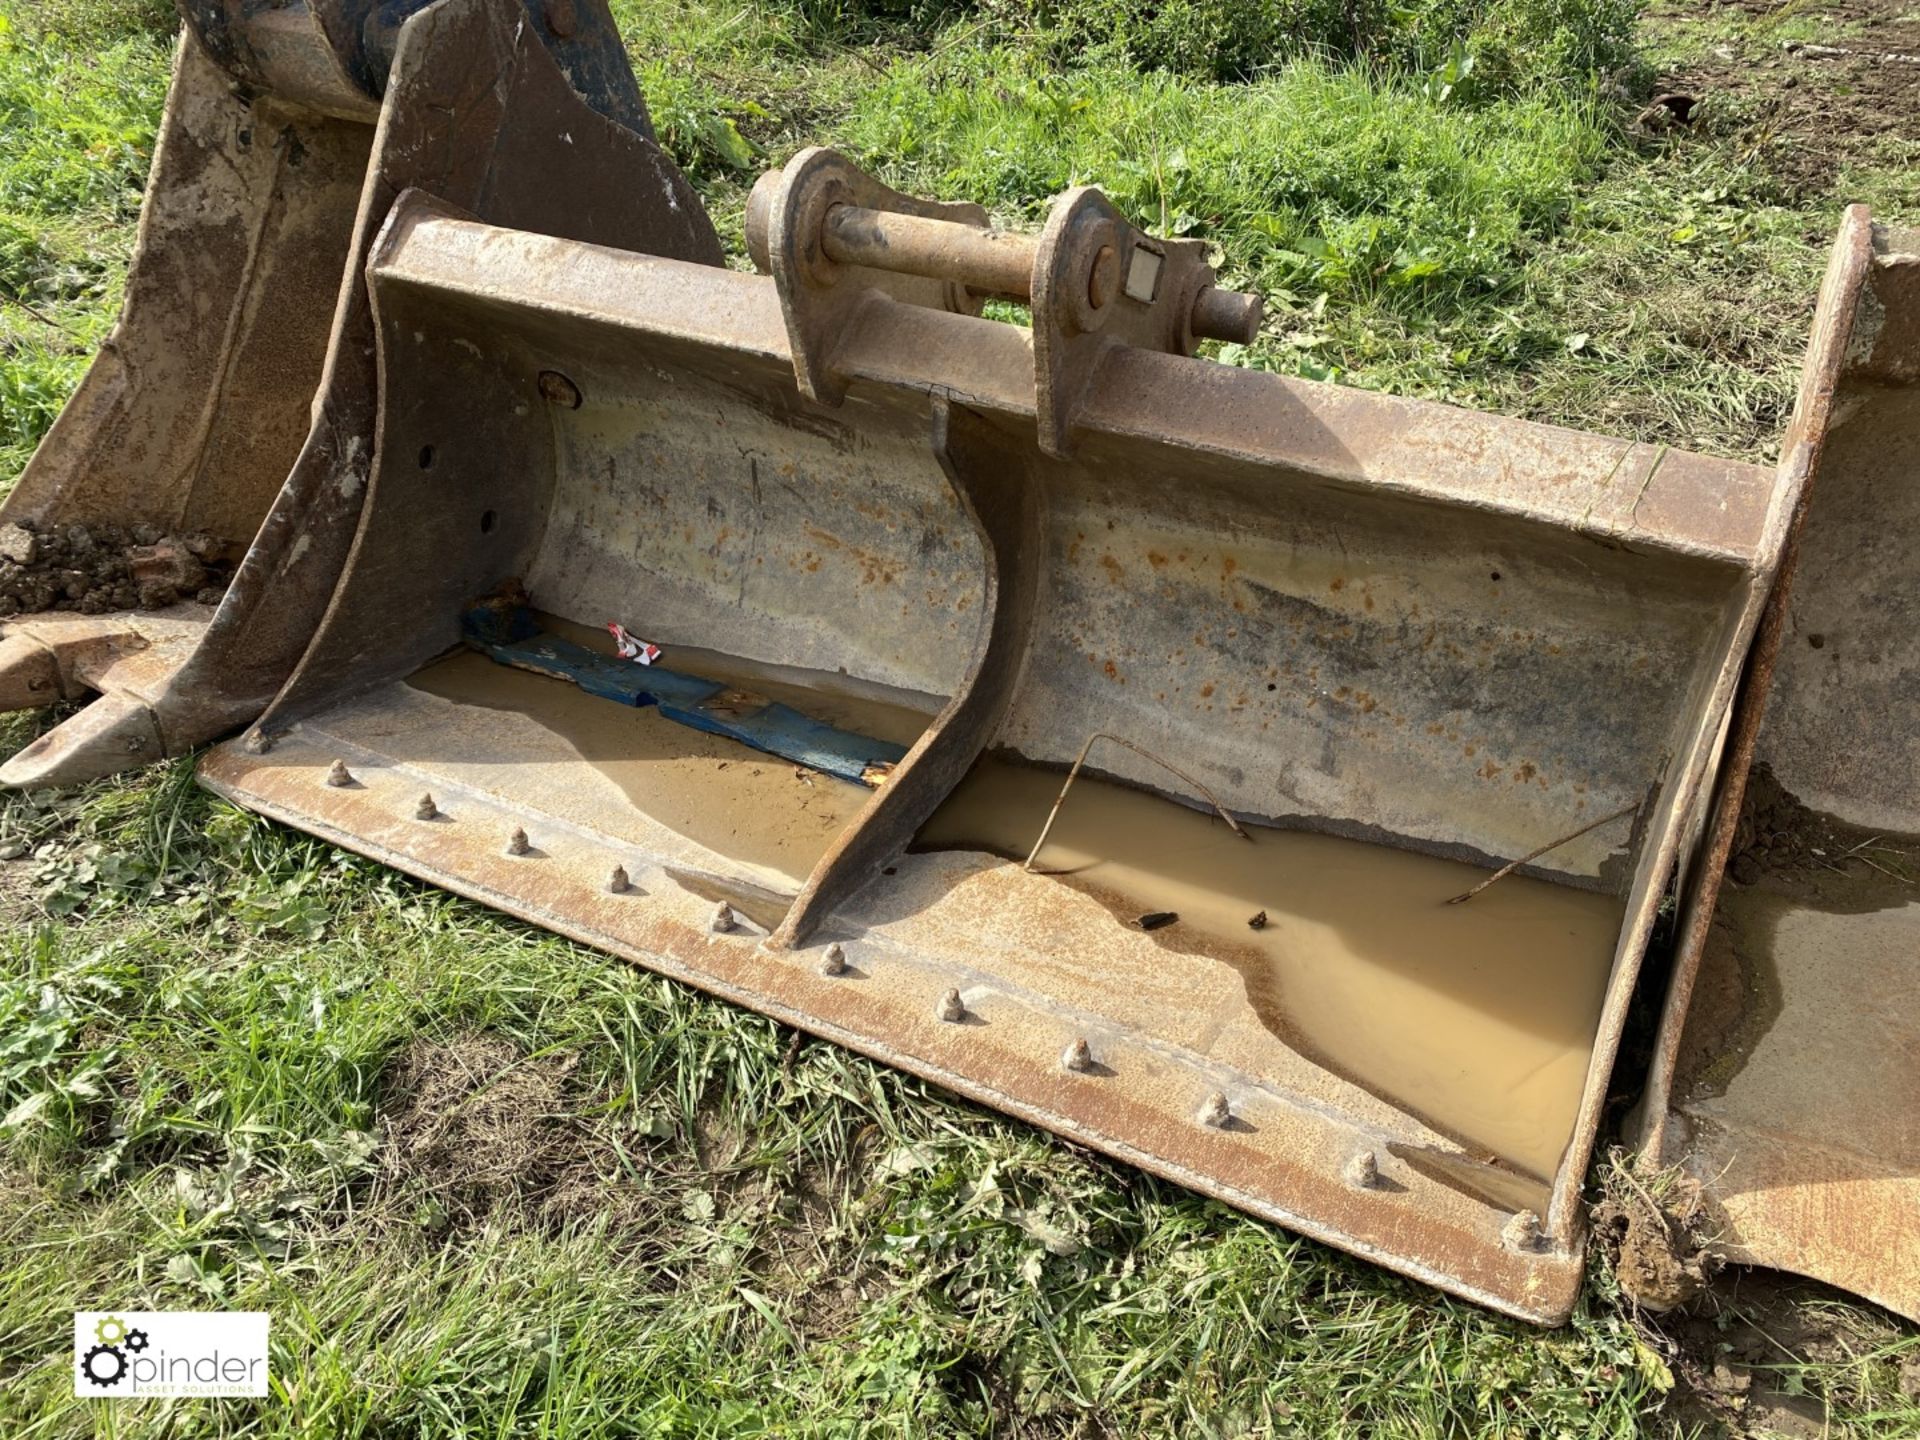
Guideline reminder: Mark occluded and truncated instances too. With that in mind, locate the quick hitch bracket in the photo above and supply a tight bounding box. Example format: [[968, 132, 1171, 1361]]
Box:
[[746, 148, 1262, 458]]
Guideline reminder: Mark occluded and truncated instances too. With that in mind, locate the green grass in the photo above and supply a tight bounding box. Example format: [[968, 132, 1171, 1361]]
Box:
[[840, 51, 1610, 301], [0, 1, 165, 475], [2, 0, 1918, 1434], [614, 0, 1833, 457]]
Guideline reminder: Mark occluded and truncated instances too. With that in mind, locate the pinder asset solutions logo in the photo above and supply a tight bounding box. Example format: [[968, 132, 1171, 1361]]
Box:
[[74, 1312, 269, 1397]]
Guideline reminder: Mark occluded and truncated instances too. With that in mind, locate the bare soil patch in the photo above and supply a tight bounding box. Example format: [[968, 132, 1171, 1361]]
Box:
[[376, 1032, 639, 1233], [1649, 0, 1920, 194], [1656, 1268, 1912, 1436], [373, 1032, 875, 1317]]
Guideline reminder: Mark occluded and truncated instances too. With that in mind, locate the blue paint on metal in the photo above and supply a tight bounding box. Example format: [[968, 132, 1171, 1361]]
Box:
[[462, 610, 907, 787], [463, 602, 542, 647]]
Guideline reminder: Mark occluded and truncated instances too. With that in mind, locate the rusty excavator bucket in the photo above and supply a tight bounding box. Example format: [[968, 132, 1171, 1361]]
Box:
[[1637, 213, 1919, 1323], [0, 0, 718, 785], [181, 143, 1920, 1326], [10, 10, 1907, 1317]]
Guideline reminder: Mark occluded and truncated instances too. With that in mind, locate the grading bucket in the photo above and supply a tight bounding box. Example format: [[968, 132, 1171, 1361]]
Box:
[[192, 149, 1864, 1323], [0, 0, 716, 786], [1636, 212, 1919, 1323]]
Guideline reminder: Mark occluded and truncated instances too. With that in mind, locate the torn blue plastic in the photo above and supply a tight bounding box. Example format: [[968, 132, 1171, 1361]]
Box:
[[461, 607, 908, 787]]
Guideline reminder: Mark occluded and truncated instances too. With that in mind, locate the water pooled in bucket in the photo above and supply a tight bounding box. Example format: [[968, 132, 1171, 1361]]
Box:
[[408, 614, 935, 889], [917, 760, 1622, 1180], [409, 617, 1619, 1181]]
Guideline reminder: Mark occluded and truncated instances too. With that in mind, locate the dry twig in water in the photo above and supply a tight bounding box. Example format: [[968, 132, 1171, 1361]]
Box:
[[1024, 731, 1249, 872], [1445, 801, 1638, 905]]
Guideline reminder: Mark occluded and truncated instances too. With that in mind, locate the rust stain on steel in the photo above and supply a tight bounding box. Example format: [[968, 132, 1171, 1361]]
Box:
[[371, 213, 1775, 567], [770, 398, 1046, 948], [754, 149, 1260, 458], [1639, 209, 1878, 1166]]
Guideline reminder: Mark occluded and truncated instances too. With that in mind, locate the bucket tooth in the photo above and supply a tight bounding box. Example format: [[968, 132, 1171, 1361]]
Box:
[[0, 693, 166, 790], [195, 154, 1869, 1326], [0, 608, 209, 782], [0, 635, 64, 711], [0, 0, 717, 787]]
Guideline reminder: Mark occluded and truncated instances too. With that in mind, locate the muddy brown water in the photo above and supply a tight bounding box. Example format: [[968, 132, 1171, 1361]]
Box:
[[918, 761, 1621, 1179], [410, 626, 1621, 1180], [410, 615, 926, 888]]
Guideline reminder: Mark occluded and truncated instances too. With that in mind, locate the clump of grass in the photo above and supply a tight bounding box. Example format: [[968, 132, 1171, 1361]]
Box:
[[0, 6, 166, 479], [607, 2, 1827, 458], [4, 0, 176, 47], [1395, 0, 1642, 92], [0, 18, 164, 220], [0, 330, 86, 470], [844, 46, 1610, 310], [741, 0, 1643, 93]]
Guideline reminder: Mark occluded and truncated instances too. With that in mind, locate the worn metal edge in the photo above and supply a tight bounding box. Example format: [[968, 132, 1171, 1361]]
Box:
[[367, 210, 1774, 569], [198, 736, 1587, 1325], [1634, 206, 1880, 1166]]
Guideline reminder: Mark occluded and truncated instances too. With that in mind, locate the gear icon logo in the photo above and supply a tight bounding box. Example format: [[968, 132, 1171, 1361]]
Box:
[[79, 1315, 148, 1391], [81, 1342, 127, 1387]]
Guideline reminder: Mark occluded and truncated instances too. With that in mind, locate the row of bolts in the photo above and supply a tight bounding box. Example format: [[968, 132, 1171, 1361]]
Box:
[[324, 759, 1547, 1252]]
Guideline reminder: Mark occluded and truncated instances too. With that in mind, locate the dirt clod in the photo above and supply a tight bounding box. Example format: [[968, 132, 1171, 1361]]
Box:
[[1635, 91, 1698, 131], [0, 520, 234, 617], [1595, 1162, 1716, 1312], [0, 523, 37, 565], [1710, 1360, 1752, 1397], [1727, 763, 1842, 886]]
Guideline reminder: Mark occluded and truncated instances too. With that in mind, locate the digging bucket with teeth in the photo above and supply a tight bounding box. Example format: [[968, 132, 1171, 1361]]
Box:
[[184, 143, 1913, 1324], [0, 0, 718, 787]]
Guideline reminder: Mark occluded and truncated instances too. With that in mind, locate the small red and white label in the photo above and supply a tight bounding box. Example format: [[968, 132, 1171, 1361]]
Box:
[[606, 621, 661, 666]]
